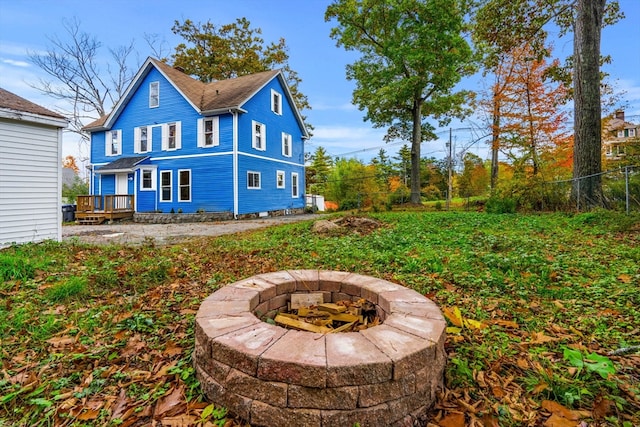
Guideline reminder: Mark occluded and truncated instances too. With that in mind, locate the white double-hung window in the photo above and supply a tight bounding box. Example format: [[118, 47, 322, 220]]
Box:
[[281, 132, 292, 157], [197, 117, 219, 147], [162, 122, 182, 151], [105, 130, 122, 156], [248, 171, 261, 189], [149, 81, 159, 108], [252, 121, 266, 151], [271, 89, 282, 115], [134, 126, 152, 153]]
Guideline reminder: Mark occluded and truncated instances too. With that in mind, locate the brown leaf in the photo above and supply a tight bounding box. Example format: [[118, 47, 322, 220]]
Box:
[[482, 413, 500, 427], [438, 412, 465, 427], [46, 336, 76, 347], [154, 385, 186, 419], [77, 408, 100, 421], [543, 413, 577, 427], [592, 395, 614, 420], [110, 389, 129, 421], [164, 341, 183, 357], [160, 415, 198, 426], [541, 400, 581, 421], [618, 274, 632, 283]]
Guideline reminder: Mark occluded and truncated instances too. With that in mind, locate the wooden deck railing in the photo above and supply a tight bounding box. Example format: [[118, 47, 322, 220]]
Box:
[[77, 195, 134, 213]]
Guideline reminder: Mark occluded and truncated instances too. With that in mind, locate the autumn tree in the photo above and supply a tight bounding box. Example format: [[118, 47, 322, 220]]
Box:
[[497, 44, 569, 177], [472, 0, 623, 209], [62, 155, 80, 173], [457, 153, 490, 197], [170, 18, 310, 124], [325, 158, 382, 209], [326, 0, 475, 204]]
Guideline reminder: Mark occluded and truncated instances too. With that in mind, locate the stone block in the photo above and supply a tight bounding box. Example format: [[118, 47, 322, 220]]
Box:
[[318, 270, 352, 293], [288, 384, 358, 410], [195, 313, 260, 343], [230, 276, 277, 303], [224, 368, 288, 407], [268, 293, 289, 311], [202, 285, 260, 309], [288, 269, 320, 291], [360, 325, 432, 380], [384, 314, 446, 343], [321, 403, 393, 427], [358, 374, 415, 407], [250, 401, 322, 427], [359, 278, 404, 305], [212, 323, 286, 376], [195, 364, 252, 421], [257, 330, 327, 388], [325, 333, 392, 387]]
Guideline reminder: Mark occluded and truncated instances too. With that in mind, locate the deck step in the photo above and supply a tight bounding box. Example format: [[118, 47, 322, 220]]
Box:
[[77, 216, 105, 225]]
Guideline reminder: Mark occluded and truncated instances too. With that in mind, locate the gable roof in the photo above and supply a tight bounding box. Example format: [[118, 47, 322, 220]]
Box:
[[84, 58, 308, 138], [0, 87, 67, 124]]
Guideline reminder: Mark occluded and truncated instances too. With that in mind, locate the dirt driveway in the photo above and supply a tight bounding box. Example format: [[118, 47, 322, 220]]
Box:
[[62, 214, 322, 245]]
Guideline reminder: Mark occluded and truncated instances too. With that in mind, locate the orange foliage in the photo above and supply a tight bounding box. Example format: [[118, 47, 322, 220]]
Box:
[[62, 155, 80, 173]]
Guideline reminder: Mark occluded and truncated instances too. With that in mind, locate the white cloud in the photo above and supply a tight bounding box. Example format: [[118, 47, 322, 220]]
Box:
[[2, 58, 30, 67]]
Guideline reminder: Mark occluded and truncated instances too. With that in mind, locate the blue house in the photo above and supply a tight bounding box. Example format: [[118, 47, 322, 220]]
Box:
[[81, 57, 308, 222]]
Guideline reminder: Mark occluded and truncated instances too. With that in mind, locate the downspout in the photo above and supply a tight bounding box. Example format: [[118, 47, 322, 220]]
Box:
[[232, 110, 239, 219]]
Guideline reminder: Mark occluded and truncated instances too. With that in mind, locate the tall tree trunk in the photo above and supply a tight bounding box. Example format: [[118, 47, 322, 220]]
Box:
[[572, 0, 606, 209], [410, 98, 422, 204], [490, 88, 500, 191]]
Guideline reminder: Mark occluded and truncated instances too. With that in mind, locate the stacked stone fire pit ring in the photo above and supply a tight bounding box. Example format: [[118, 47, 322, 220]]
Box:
[[194, 270, 446, 427]]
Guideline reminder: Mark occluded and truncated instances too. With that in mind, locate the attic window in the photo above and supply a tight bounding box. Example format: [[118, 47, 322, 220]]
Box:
[[271, 89, 282, 115], [150, 82, 159, 108]]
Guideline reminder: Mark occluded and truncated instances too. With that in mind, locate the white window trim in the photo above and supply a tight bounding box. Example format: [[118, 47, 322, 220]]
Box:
[[178, 169, 191, 202], [162, 122, 182, 151], [617, 130, 624, 138], [105, 129, 122, 156], [197, 117, 220, 148], [281, 132, 292, 157], [247, 171, 261, 189], [252, 120, 266, 151], [149, 81, 159, 108], [160, 170, 172, 202], [140, 168, 157, 191], [276, 170, 285, 189], [134, 125, 153, 153], [291, 172, 299, 198], [271, 89, 282, 115]]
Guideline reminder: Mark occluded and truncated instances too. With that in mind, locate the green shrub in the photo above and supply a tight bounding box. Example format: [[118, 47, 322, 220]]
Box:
[[486, 196, 517, 214]]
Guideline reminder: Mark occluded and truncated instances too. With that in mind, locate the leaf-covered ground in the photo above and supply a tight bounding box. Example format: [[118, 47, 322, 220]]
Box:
[[1, 211, 639, 426]]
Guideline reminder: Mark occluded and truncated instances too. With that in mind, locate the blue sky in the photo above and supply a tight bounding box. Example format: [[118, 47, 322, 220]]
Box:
[[1, 0, 639, 165]]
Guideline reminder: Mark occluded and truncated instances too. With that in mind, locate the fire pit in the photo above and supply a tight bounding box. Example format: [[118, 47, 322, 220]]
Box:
[[194, 270, 446, 427]]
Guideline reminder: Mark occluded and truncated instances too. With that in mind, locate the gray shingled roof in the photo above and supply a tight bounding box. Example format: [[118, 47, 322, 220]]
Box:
[[0, 87, 66, 120], [96, 156, 149, 173]]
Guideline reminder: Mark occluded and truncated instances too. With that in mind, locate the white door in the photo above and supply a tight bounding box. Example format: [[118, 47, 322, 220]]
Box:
[[115, 174, 128, 209]]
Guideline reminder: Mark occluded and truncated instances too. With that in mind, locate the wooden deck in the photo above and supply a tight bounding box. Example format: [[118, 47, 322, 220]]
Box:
[[76, 195, 135, 224]]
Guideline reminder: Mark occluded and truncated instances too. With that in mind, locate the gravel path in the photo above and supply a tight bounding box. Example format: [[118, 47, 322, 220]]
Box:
[[62, 214, 322, 245]]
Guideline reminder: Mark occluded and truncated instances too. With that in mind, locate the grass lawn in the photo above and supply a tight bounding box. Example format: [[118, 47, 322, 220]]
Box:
[[1, 211, 639, 426]]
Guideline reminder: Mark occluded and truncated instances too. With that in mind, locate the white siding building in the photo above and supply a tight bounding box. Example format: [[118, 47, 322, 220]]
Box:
[[0, 88, 67, 248]]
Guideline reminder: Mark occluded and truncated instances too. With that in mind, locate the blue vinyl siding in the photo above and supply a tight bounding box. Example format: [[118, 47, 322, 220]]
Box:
[[155, 156, 234, 214]]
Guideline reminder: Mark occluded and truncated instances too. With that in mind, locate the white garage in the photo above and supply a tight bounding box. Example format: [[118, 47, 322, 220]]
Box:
[[0, 88, 67, 248]]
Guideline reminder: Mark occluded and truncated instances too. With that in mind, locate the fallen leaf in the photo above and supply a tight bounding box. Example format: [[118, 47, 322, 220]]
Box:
[[154, 385, 186, 419], [443, 306, 464, 327], [164, 341, 183, 357], [492, 319, 519, 329], [527, 331, 559, 345], [46, 336, 76, 347], [438, 412, 465, 427], [592, 395, 613, 419], [543, 413, 577, 427], [482, 413, 500, 427], [160, 415, 198, 426], [617, 274, 632, 283], [77, 408, 100, 421], [541, 400, 581, 421]]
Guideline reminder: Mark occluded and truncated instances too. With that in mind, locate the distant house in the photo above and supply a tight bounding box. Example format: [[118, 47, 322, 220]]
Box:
[[0, 88, 67, 248], [82, 57, 308, 222], [603, 110, 639, 161]]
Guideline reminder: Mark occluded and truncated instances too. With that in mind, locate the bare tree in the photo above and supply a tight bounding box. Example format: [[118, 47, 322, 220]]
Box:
[[28, 17, 135, 141]]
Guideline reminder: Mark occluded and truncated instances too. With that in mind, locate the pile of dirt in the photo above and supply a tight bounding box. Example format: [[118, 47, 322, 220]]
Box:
[[311, 216, 384, 235]]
